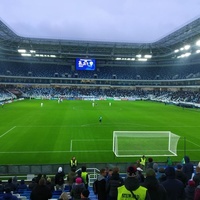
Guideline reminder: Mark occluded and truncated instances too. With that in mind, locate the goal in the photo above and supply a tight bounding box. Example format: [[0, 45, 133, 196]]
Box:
[[113, 131, 180, 157]]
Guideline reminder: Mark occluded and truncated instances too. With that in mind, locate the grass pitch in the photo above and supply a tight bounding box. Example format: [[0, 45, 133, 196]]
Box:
[[0, 99, 200, 165]]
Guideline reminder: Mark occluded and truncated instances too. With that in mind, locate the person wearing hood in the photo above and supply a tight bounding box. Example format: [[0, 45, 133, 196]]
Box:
[[161, 166, 185, 200], [141, 168, 167, 200], [96, 168, 107, 200], [55, 166, 65, 191], [182, 156, 194, 181], [117, 165, 151, 200]]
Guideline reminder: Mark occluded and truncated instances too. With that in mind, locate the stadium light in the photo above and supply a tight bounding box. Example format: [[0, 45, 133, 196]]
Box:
[[144, 55, 152, 58], [21, 53, 31, 57], [196, 50, 200, 54], [177, 52, 191, 58], [196, 40, 200, 46], [136, 54, 141, 58], [174, 49, 179, 53], [184, 45, 190, 50], [18, 49, 26, 53], [138, 58, 147, 61]]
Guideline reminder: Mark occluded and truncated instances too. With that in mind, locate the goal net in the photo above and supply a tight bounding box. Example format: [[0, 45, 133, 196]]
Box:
[[113, 131, 180, 157]]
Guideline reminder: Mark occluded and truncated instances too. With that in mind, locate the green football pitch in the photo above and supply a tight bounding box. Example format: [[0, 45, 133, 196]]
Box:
[[0, 99, 200, 165]]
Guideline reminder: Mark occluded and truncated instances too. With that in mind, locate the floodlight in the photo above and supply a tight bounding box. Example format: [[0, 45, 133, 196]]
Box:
[[144, 55, 152, 58], [18, 49, 26, 53], [184, 45, 190, 50], [138, 58, 147, 61], [196, 40, 200, 46], [21, 53, 31, 57]]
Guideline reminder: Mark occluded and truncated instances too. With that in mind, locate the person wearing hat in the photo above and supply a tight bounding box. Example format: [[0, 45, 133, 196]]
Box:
[[141, 168, 167, 200], [81, 189, 90, 199], [175, 164, 187, 186], [182, 155, 194, 181], [55, 166, 66, 191], [161, 166, 185, 200], [70, 177, 85, 200], [117, 165, 151, 200]]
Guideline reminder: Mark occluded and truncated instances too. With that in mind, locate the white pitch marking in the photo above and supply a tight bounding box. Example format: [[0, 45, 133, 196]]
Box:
[[0, 126, 16, 138]]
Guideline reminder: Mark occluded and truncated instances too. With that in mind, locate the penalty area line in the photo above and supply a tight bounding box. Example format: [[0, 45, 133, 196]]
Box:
[[186, 139, 200, 148], [0, 126, 16, 138]]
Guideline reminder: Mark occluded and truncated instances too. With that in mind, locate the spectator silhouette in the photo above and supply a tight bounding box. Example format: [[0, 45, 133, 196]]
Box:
[[30, 177, 52, 200], [185, 180, 195, 200], [96, 168, 107, 200], [175, 164, 187, 186], [81, 189, 90, 199], [106, 167, 124, 200], [67, 168, 77, 192], [117, 165, 151, 200], [141, 168, 167, 200], [55, 167, 65, 191], [183, 156, 194, 181], [193, 165, 200, 187], [0, 188, 18, 200], [70, 177, 85, 200], [161, 166, 185, 200], [4, 178, 17, 192]]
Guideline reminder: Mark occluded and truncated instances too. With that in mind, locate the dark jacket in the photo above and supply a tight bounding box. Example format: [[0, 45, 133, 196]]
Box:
[[30, 184, 52, 200], [55, 171, 65, 186], [162, 166, 185, 200], [161, 178, 185, 200], [141, 176, 167, 200], [175, 170, 187, 186], [194, 185, 200, 200], [183, 156, 194, 181], [185, 184, 195, 200], [97, 174, 107, 200], [106, 172, 124, 199], [70, 183, 85, 200]]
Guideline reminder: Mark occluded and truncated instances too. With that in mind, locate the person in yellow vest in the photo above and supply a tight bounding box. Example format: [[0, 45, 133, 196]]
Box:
[[139, 155, 146, 170], [117, 165, 151, 200], [81, 166, 89, 189], [70, 156, 78, 172]]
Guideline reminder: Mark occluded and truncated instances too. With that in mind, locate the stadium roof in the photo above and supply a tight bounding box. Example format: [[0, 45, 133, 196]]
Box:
[[0, 18, 200, 65]]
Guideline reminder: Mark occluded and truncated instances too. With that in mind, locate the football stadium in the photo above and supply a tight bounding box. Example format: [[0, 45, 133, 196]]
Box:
[[1, 5, 200, 199]]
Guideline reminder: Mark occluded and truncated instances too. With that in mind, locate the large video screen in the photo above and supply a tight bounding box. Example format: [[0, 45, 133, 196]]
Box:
[[75, 58, 96, 71]]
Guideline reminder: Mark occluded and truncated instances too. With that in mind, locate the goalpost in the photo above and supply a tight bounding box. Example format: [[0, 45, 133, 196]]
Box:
[[113, 131, 180, 157]]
